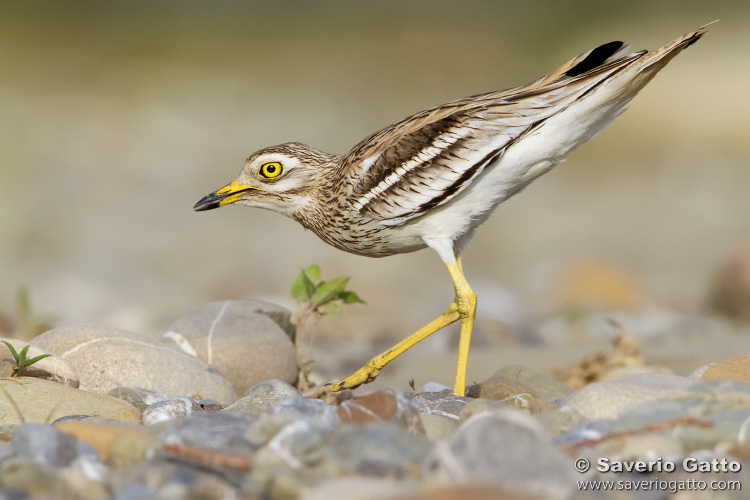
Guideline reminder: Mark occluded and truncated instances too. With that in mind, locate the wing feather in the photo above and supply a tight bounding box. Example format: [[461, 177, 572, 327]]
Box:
[[342, 25, 707, 224]]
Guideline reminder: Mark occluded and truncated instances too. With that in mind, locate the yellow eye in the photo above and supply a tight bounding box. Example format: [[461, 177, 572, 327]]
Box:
[[259, 161, 284, 179]]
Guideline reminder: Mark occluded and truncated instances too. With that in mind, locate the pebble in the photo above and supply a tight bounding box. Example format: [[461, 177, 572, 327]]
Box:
[[338, 389, 422, 434], [254, 418, 336, 470], [458, 397, 516, 423], [54, 420, 156, 465], [246, 397, 340, 446], [419, 413, 460, 442], [33, 323, 237, 405], [301, 477, 408, 500], [8, 423, 107, 481], [531, 405, 589, 439], [161, 299, 298, 394], [560, 372, 694, 420], [701, 353, 750, 383], [107, 386, 170, 412], [0, 460, 110, 500], [107, 459, 243, 499], [223, 378, 301, 416], [320, 421, 432, 478], [467, 365, 574, 405], [409, 392, 472, 421], [0, 336, 79, 387], [0, 377, 141, 424], [424, 411, 576, 497], [11, 351, 750, 499], [142, 397, 203, 425]]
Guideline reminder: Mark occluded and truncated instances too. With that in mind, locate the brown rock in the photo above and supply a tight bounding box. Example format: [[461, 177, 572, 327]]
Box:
[[702, 354, 750, 383], [55, 420, 155, 464], [338, 389, 423, 434]]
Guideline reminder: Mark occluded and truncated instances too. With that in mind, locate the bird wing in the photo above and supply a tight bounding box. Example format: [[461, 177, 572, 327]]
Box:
[[342, 25, 706, 225]]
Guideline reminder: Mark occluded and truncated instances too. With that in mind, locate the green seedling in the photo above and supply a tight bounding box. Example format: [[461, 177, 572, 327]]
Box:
[[291, 264, 364, 390], [1, 340, 52, 376]]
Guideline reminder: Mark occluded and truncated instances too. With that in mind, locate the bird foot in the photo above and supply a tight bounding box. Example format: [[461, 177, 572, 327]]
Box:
[[326, 362, 381, 392]]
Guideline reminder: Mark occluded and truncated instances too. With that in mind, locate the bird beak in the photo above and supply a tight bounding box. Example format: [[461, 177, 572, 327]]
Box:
[[193, 180, 258, 211]]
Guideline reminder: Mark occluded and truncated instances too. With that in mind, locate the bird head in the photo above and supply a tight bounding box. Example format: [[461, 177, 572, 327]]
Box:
[[193, 142, 336, 218]]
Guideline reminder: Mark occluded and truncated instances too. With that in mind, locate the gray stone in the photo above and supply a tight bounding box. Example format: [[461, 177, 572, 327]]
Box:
[[0, 459, 109, 500], [408, 392, 472, 421], [33, 324, 237, 405], [51, 418, 158, 467], [419, 413, 459, 442], [485, 365, 575, 400], [555, 420, 612, 446], [107, 387, 171, 413], [107, 459, 242, 500], [302, 477, 409, 500], [0, 377, 141, 424], [253, 418, 336, 470], [243, 378, 300, 398], [158, 411, 257, 450], [337, 389, 423, 435], [458, 397, 512, 423], [425, 411, 575, 497], [321, 422, 432, 477], [561, 373, 694, 420], [142, 397, 203, 425], [10, 423, 107, 480], [224, 379, 300, 416], [246, 396, 339, 446], [420, 381, 451, 393], [532, 406, 589, 439], [616, 433, 684, 460], [466, 365, 574, 409], [162, 299, 298, 395], [608, 384, 750, 452], [0, 337, 78, 387], [269, 396, 339, 421]]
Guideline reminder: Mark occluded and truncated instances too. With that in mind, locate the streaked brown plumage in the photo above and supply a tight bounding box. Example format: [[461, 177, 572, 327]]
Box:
[[195, 24, 710, 395]]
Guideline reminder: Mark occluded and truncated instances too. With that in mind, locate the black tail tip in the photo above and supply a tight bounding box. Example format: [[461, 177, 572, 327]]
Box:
[[565, 41, 625, 77]]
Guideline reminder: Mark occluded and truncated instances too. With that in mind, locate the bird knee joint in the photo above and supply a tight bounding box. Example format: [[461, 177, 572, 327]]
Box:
[[456, 291, 476, 318]]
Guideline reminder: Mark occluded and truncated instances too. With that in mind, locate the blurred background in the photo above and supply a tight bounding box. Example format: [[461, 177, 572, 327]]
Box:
[[1, 1, 748, 389]]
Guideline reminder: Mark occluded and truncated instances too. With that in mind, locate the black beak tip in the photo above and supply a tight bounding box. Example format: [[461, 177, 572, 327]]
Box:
[[193, 194, 221, 212]]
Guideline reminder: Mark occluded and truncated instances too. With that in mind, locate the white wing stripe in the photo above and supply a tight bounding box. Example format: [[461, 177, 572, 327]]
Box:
[[352, 127, 471, 212]]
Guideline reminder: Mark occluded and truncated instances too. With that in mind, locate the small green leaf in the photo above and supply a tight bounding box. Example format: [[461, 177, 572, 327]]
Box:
[[327, 303, 342, 315], [302, 269, 318, 298], [304, 264, 321, 282], [291, 272, 311, 302], [25, 354, 52, 366], [2, 340, 19, 360], [311, 276, 349, 306], [340, 291, 364, 304], [17, 345, 29, 366]]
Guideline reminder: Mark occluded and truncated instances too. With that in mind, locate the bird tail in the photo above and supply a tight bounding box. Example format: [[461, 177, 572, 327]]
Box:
[[531, 21, 715, 90]]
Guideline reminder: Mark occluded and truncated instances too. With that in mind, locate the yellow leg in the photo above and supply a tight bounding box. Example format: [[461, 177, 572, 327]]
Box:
[[447, 259, 477, 396], [326, 303, 461, 391], [327, 257, 477, 397]]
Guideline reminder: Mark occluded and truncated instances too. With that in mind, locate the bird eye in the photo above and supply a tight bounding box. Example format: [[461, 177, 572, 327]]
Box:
[[259, 161, 284, 179]]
